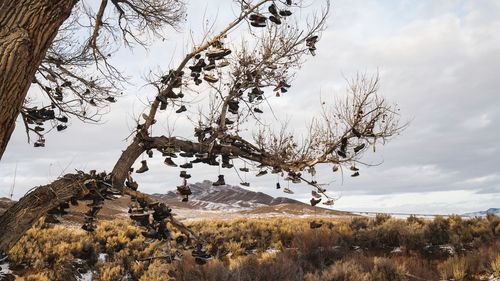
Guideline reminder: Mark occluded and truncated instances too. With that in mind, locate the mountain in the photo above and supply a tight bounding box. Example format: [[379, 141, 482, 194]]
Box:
[[462, 208, 500, 217], [1, 181, 347, 224], [152, 180, 301, 211]]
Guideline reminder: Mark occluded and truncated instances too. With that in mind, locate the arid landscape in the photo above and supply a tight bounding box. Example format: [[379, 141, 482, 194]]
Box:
[[1, 0, 499, 280], [0, 183, 499, 281]]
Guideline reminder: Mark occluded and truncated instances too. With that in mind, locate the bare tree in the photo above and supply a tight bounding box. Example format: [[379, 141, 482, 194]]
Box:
[[0, 0, 404, 262], [0, 0, 185, 158]]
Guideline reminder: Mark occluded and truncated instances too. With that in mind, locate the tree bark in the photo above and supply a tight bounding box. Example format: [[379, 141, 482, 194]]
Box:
[[0, 173, 88, 251], [0, 0, 77, 160]]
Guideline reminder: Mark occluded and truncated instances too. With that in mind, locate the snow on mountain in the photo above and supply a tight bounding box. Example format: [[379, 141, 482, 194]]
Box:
[[462, 208, 500, 217], [152, 180, 301, 211]]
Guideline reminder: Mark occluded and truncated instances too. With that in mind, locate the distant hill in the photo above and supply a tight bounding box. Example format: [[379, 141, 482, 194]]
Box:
[[1, 181, 348, 224], [462, 208, 500, 217], [152, 180, 301, 211]]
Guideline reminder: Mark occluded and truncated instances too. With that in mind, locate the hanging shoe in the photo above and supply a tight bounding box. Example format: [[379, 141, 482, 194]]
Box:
[[276, 182, 281, 189], [351, 171, 360, 177], [179, 170, 191, 179], [268, 3, 279, 15], [312, 190, 322, 199], [352, 128, 362, 138], [310, 198, 322, 206], [249, 13, 267, 22], [354, 143, 366, 153], [206, 48, 231, 60], [176, 105, 187, 113], [204, 59, 216, 71], [136, 160, 149, 173], [323, 199, 335, 206], [254, 107, 263, 113], [180, 162, 193, 169], [240, 182, 250, 187], [269, 15, 281, 25], [350, 165, 359, 171], [309, 221, 323, 229], [279, 10, 292, 17], [56, 116, 68, 123], [337, 150, 347, 158], [332, 165, 339, 172], [164, 157, 178, 167], [147, 150, 154, 158], [292, 177, 301, 184], [177, 185, 192, 196], [34, 126, 44, 132], [203, 74, 219, 83], [256, 170, 268, 177], [283, 187, 294, 194], [126, 180, 139, 191], [250, 21, 267, 28], [218, 60, 230, 68], [212, 175, 226, 186], [179, 152, 194, 158], [56, 124, 68, 132], [239, 167, 249, 172]]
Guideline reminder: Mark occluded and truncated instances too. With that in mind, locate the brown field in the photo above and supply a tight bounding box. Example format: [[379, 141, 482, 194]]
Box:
[[3, 214, 499, 281]]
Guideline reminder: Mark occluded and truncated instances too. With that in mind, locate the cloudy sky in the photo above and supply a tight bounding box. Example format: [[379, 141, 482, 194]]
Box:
[[1, 0, 499, 214]]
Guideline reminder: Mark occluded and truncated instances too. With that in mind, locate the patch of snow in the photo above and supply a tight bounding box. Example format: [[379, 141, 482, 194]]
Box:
[[391, 247, 402, 253], [76, 271, 93, 281], [0, 261, 12, 274], [266, 248, 280, 254], [98, 253, 107, 262], [439, 244, 455, 255]]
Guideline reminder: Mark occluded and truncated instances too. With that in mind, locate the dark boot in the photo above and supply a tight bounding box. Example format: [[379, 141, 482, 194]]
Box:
[[136, 160, 149, 173], [310, 198, 322, 206], [256, 170, 267, 177], [179, 170, 191, 179], [351, 171, 360, 177], [212, 175, 225, 186], [312, 190, 322, 199], [354, 143, 365, 153], [164, 157, 177, 167], [176, 105, 187, 113], [180, 162, 193, 169], [276, 182, 281, 189], [240, 182, 250, 187]]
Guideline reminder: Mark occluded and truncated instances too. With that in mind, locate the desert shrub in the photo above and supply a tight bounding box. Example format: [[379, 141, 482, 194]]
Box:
[[372, 213, 392, 226], [292, 229, 343, 271], [304, 259, 370, 281], [99, 262, 124, 281], [424, 216, 450, 245], [350, 217, 369, 231], [438, 256, 467, 281], [491, 253, 500, 278], [406, 215, 425, 225], [370, 257, 408, 281], [396, 256, 439, 280]]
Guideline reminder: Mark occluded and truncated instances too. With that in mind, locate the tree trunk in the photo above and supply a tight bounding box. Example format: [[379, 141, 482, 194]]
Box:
[[0, 0, 77, 160], [0, 174, 88, 252]]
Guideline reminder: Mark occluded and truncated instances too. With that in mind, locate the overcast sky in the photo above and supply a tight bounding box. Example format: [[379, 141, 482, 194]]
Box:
[[1, 0, 499, 214]]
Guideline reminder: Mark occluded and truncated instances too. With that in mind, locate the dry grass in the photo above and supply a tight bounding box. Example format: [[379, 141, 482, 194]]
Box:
[[5, 214, 499, 280]]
